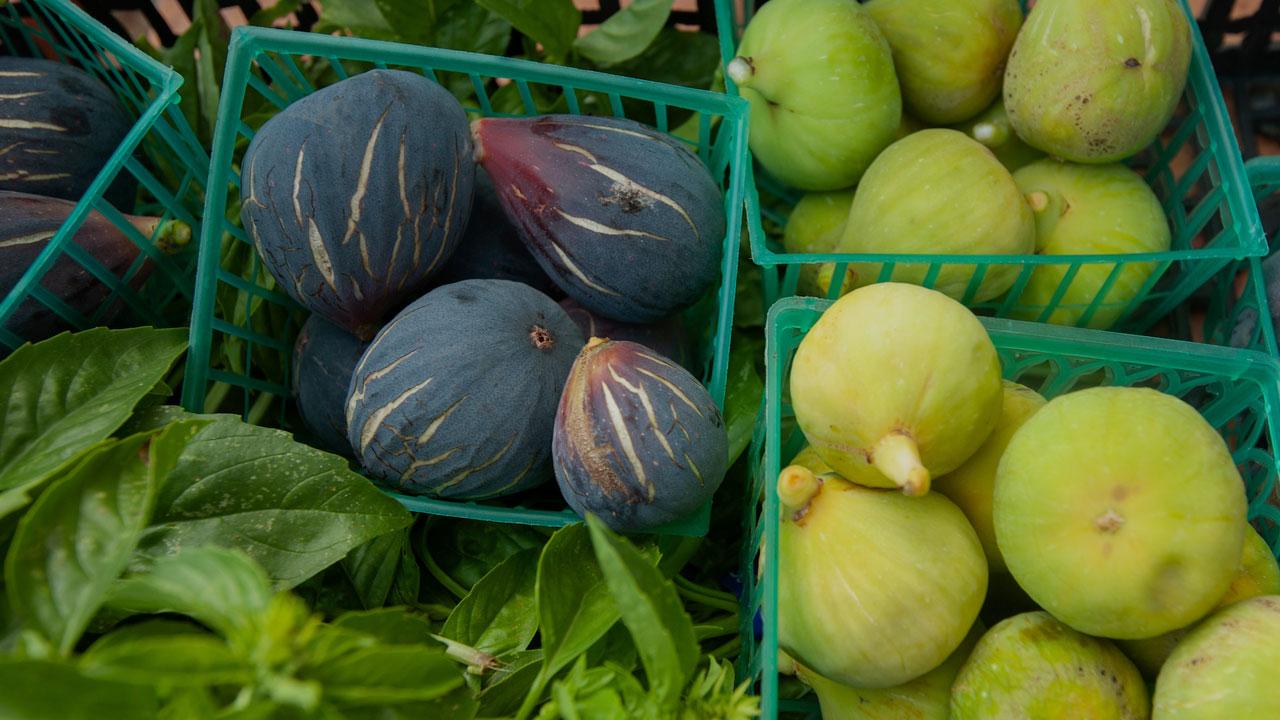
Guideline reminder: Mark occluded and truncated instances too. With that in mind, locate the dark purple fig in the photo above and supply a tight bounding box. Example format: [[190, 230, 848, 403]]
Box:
[[472, 114, 725, 324], [553, 338, 727, 532], [240, 69, 474, 340], [435, 168, 560, 297], [557, 297, 691, 371], [1, 190, 189, 344], [292, 314, 368, 456]]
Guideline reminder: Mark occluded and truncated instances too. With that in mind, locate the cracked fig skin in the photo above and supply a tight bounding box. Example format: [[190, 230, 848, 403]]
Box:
[[240, 69, 474, 340], [789, 283, 1003, 495], [553, 338, 727, 532], [346, 279, 582, 500]]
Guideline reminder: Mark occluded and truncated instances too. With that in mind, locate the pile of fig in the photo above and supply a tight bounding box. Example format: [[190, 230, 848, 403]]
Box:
[[732, 0, 1191, 329], [243, 69, 730, 531], [779, 283, 1278, 718]]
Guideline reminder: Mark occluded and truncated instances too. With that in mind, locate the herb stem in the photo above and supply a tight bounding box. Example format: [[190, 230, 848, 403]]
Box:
[[245, 391, 275, 426], [675, 575, 739, 614], [710, 636, 741, 660], [420, 539, 470, 600], [514, 668, 550, 720], [204, 380, 231, 413]]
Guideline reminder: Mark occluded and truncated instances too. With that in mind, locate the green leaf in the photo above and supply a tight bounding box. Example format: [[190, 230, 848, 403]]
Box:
[[0, 659, 157, 719], [250, 0, 301, 26], [108, 546, 273, 642], [574, 0, 673, 66], [478, 653, 542, 718], [442, 547, 538, 656], [313, 0, 398, 40], [724, 332, 765, 466], [535, 657, 649, 720], [4, 420, 205, 655], [422, 520, 547, 592], [340, 685, 479, 720], [0, 327, 187, 512], [333, 607, 434, 645], [610, 28, 721, 89], [434, 2, 513, 56], [302, 644, 464, 706], [341, 529, 416, 610], [192, 0, 226, 144], [586, 515, 698, 706], [81, 619, 251, 686], [536, 524, 620, 680], [474, 0, 580, 61], [137, 418, 412, 589], [158, 687, 219, 720]]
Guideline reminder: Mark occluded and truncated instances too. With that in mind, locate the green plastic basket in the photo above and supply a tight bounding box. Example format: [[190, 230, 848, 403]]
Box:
[[716, 0, 1265, 333], [0, 0, 208, 353], [740, 296, 1280, 718], [180, 26, 749, 536]]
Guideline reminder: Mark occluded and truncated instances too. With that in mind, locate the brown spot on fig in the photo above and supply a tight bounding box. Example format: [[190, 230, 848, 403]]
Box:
[[1095, 509, 1125, 533], [529, 324, 554, 351], [1124, 57, 1141, 68]]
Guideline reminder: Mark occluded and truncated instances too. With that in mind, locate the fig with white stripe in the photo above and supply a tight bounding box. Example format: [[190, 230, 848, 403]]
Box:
[[0, 57, 135, 207], [240, 69, 474, 340], [553, 338, 728, 532], [292, 314, 368, 457], [345, 279, 582, 499], [473, 114, 725, 324]]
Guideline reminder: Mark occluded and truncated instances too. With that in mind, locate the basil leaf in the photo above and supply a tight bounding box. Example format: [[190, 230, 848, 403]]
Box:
[[537, 524, 619, 680], [478, 652, 542, 718], [434, 2, 513, 56], [574, 0, 673, 66], [332, 607, 434, 645], [108, 546, 272, 642], [586, 515, 698, 706], [340, 685, 478, 720], [80, 619, 250, 686], [724, 332, 765, 465], [422, 520, 546, 592], [341, 529, 413, 611], [442, 547, 538, 656], [474, 0, 580, 61], [4, 421, 204, 655], [313, 0, 399, 40], [0, 659, 157, 719], [302, 644, 464, 706], [0, 327, 187, 515], [137, 418, 411, 589]]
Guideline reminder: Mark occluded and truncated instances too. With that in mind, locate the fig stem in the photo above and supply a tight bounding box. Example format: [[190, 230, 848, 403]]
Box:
[[778, 464, 821, 512], [871, 432, 930, 496], [972, 121, 1009, 148], [726, 57, 754, 86]]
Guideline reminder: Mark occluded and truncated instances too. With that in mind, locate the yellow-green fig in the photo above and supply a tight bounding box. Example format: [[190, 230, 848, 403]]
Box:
[[994, 387, 1247, 639], [835, 129, 1035, 303], [1003, 0, 1191, 163], [1010, 159, 1171, 329], [950, 98, 1045, 172], [790, 283, 1003, 495], [1153, 595, 1280, 718], [1120, 524, 1280, 678], [951, 611, 1149, 719], [934, 381, 1046, 572], [795, 620, 984, 719], [778, 465, 987, 688], [727, 0, 901, 190], [865, 0, 1022, 125], [782, 190, 855, 297]]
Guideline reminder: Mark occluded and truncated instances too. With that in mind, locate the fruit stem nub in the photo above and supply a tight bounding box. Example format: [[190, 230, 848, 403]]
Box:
[[778, 464, 821, 512], [726, 57, 755, 86], [871, 432, 930, 496], [972, 121, 1008, 147], [1026, 191, 1049, 213]]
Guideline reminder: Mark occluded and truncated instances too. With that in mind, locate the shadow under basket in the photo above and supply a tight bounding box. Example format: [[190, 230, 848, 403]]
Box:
[[740, 296, 1280, 718], [0, 0, 208, 354], [179, 26, 750, 537]]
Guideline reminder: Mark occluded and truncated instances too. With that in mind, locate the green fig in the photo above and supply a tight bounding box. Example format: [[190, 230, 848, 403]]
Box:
[[1009, 159, 1172, 329], [835, 129, 1036, 303], [795, 620, 985, 719], [934, 380, 1046, 572], [1153, 595, 1280, 718], [950, 98, 1045, 172], [1003, 0, 1191, 163], [778, 465, 987, 688], [782, 190, 856, 297], [865, 0, 1022, 125], [727, 0, 901, 191], [951, 611, 1150, 719], [1119, 524, 1280, 678], [790, 283, 1003, 495], [994, 387, 1248, 640]]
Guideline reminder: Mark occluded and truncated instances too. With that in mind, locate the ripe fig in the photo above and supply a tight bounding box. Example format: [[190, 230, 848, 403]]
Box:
[[1153, 595, 1280, 718], [951, 611, 1149, 719], [1119, 524, 1280, 678], [795, 620, 984, 720], [1003, 0, 1191, 163], [834, 129, 1035, 302], [950, 99, 1044, 172], [472, 114, 725, 324], [864, 0, 1022, 125], [933, 381, 1046, 572], [553, 339, 727, 532], [994, 387, 1247, 639], [780, 189, 855, 297], [778, 465, 987, 688], [292, 315, 368, 456], [1010, 159, 1171, 329], [557, 297, 690, 372], [726, 0, 900, 191], [789, 283, 1003, 495]]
